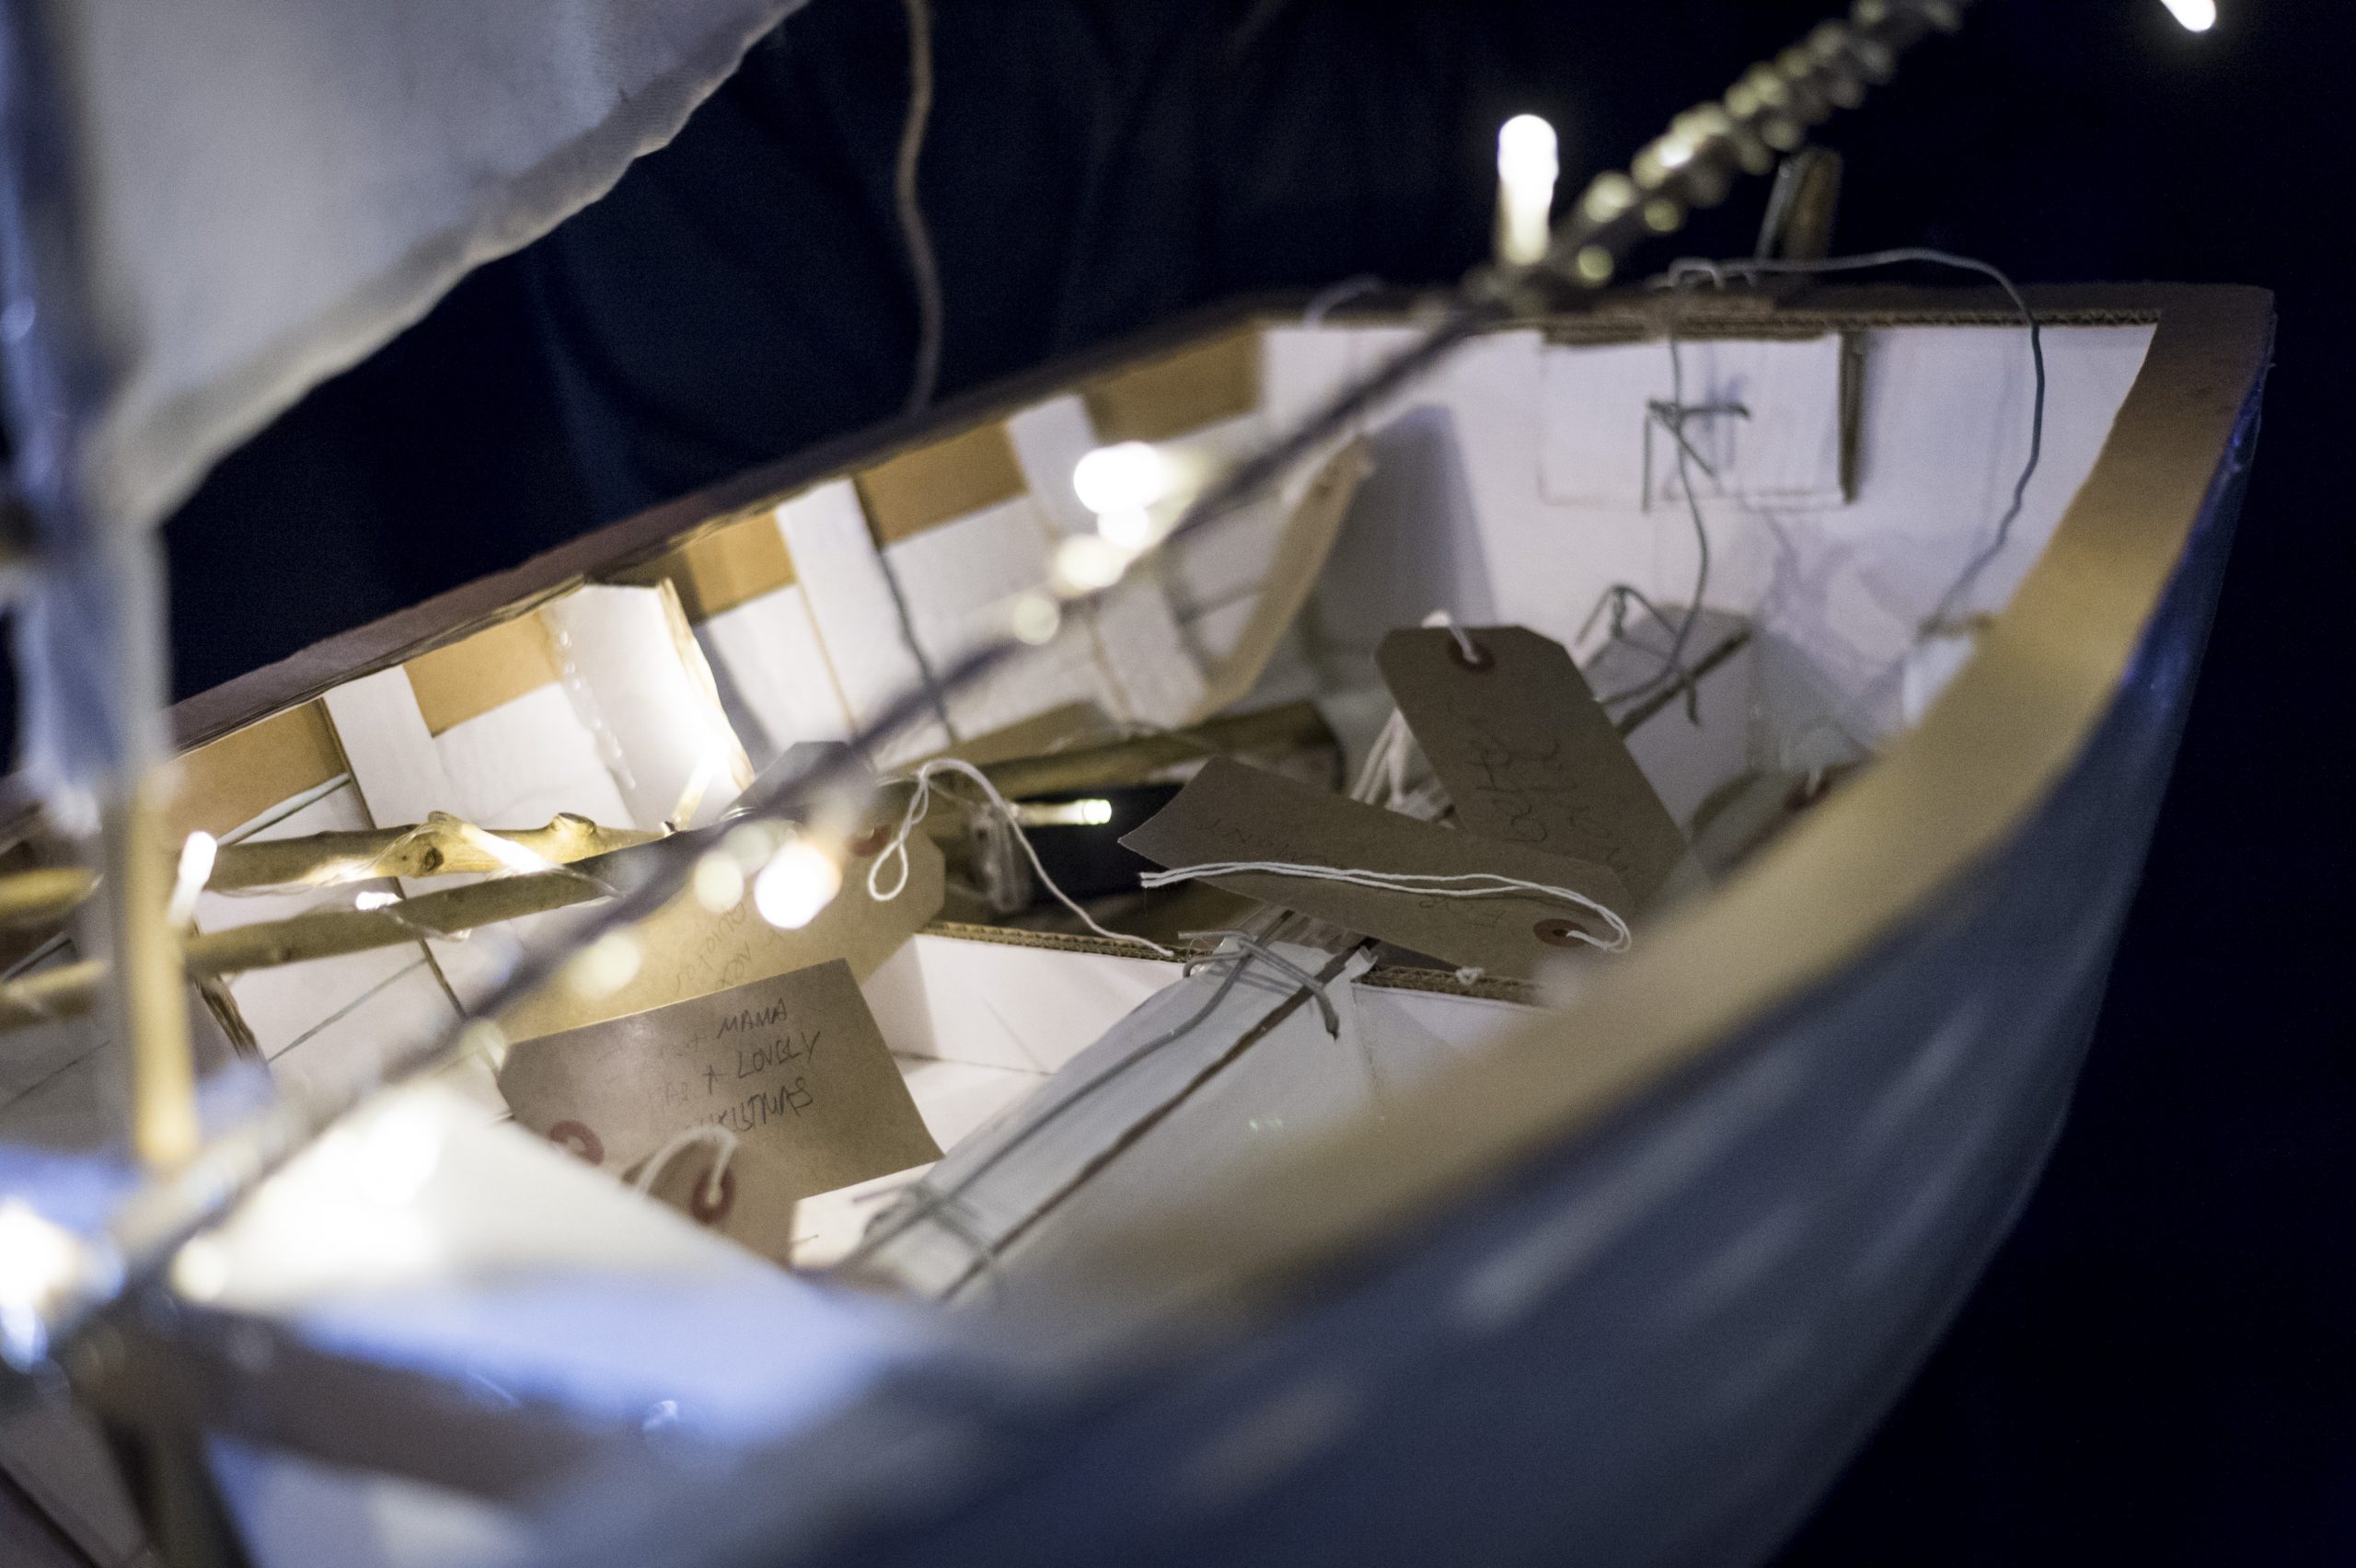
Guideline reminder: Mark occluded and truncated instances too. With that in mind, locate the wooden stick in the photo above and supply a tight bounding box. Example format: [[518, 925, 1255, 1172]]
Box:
[[206, 813, 662, 892], [0, 710, 1332, 1031], [0, 813, 661, 930], [0, 861, 615, 1031], [108, 781, 199, 1169], [0, 865, 96, 928]]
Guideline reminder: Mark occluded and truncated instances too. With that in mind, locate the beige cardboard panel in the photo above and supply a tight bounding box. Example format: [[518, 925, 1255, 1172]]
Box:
[[1122, 757, 1632, 980], [1379, 625, 1688, 905], [1083, 326, 1263, 444], [498, 958, 941, 1201], [609, 505, 798, 623], [168, 700, 348, 842], [855, 422, 1029, 547], [1189, 437, 1371, 721], [406, 613, 561, 736], [495, 830, 945, 1043]]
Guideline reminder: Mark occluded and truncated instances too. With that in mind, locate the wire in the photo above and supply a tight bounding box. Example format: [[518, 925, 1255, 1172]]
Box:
[[838, 942, 1263, 1272], [1661, 248, 2046, 636], [1136, 861, 1632, 952], [868, 757, 1176, 959], [1590, 323, 1726, 710], [894, 0, 942, 419]]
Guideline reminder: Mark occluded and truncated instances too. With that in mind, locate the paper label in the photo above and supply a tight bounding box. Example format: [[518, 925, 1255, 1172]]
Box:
[[499, 959, 941, 1204], [1120, 758, 1631, 980], [1378, 625, 1687, 906]]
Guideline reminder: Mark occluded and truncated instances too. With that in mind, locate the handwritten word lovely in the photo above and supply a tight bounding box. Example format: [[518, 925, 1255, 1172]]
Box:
[[695, 1029, 821, 1096]]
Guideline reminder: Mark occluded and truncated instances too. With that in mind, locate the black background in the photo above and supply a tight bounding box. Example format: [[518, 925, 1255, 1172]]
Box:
[[21, 1, 2356, 1560]]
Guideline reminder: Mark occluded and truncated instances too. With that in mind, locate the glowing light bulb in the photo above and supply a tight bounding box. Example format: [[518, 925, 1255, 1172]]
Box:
[[567, 929, 642, 998], [1096, 507, 1153, 548], [1054, 534, 1134, 594], [1072, 442, 1174, 517], [1011, 593, 1063, 646], [753, 836, 843, 930], [2161, 0, 2215, 29], [167, 830, 217, 926], [0, 1200, 90, 1367], [693, 850, 746, 913], [170, 1236, 231, 1303], [1496, 114, 1560, 267], [1011, 798, 1116, 828]]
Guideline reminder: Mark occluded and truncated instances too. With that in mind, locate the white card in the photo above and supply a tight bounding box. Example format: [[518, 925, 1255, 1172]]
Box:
[[773, 481, 951, 764]]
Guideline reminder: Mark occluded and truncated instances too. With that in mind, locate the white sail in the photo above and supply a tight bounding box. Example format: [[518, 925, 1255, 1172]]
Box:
[[4, 0, 802, 536]]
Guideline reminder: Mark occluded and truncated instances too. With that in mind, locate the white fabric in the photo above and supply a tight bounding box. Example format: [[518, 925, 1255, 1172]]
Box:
[[13, 0, 803, 535]]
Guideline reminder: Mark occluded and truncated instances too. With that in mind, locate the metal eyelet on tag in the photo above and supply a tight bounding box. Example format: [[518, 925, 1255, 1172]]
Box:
[[1532, 917, 1586, 949], [549, 1120, 605, 1166], [689, 1166, 736, 1225], [1448, 635, 1495, 671]]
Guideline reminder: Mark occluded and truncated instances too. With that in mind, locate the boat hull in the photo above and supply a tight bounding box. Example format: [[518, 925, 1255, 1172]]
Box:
[[574, 294, 2265, 1568]]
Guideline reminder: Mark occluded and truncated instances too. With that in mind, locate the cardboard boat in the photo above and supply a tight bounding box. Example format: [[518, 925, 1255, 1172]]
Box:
[[0, 280, 2269, 1566]]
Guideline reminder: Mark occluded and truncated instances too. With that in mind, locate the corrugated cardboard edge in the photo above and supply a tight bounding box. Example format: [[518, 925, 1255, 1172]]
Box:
[[919, 919, 1532, 1007], [1075, 284, 2269, 1309], [919, 919, 1178, 965]]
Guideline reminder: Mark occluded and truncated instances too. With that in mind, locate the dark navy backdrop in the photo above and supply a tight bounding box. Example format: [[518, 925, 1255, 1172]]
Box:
[[17, 1, 2350, 1560]]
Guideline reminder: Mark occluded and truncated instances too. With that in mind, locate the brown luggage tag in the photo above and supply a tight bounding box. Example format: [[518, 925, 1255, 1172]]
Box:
[[1120, 757, 1632, 981], [1376, 625, 1689, 908], [499, 958, 941, 1251]]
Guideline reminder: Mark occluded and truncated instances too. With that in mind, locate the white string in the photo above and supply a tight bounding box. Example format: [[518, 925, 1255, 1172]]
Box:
[[1349, 709, 1413, 808], [868, 757, 1177, 959], [1349, 609, 1465, 813], [1653, 247, 2047, 763], [1658, 248, 2045, 637], [1177, 928, 1342, 1036], [894, 0, 941, 416], [632, 1124, 738, 1209], [1303, 273, 1381, 327], [1136, 861, 1632, 953]]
